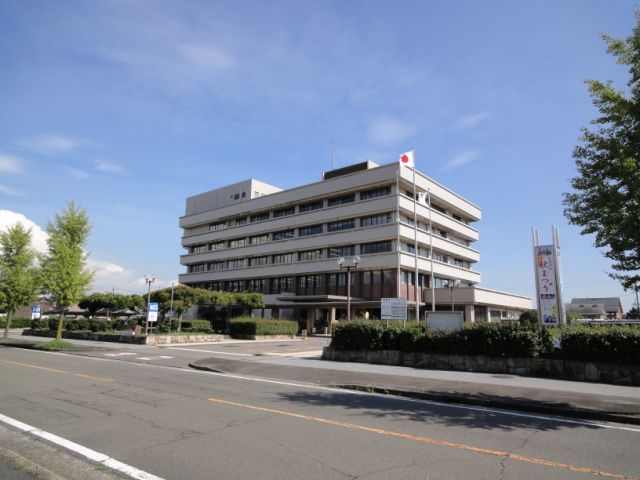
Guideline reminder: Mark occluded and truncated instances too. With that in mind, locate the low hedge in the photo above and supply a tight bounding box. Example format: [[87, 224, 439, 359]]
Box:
[[331, 321, 551, 358], [230, 318, 298, 336], [560, 325, 640, 364], [0, 317, 32, 328]]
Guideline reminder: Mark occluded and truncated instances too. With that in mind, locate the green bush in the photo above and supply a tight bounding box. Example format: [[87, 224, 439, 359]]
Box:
[[331, 321, 547, 358], [89, 319, 113, 332], [30, 318, 49, 330], [560, 325, 640, 364], [180, 319, 212, 333], [64, 318, 90, 331], [0, 317, 32, 328], [230, 317, 298, 336]]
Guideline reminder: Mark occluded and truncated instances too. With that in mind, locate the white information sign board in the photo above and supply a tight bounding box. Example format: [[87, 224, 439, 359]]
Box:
[[427, 312, 464, 332], [535, 245, 559, 326], [31, 305, 41, 320], [381, 298, 407, 321], [148, 302, 159, 323]]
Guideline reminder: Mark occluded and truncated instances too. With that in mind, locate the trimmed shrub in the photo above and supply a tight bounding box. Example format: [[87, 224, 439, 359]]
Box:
[[64, 318, 90, 331], [560, 325, 640, 364], [89, 319, 113, 332], [230, 318, 298, 336], [331, 321, 546, 358], [30, 318, 50, 330], [180, 319, 212, 333], [0, 317, 32, 328]]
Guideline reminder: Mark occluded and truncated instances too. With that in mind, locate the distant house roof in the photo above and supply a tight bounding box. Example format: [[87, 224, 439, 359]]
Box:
[[570, 297, 622, 313]]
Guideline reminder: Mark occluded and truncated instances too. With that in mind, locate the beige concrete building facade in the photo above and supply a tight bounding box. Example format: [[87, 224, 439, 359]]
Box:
[[179, 161, 531, 330]]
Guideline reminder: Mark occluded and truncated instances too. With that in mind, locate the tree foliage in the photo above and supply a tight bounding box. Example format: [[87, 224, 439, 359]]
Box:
[[42, 201, 93, 340], [563, 12, 640, 290], [0, 223, 40, 337], [79, 292, 145, 317]]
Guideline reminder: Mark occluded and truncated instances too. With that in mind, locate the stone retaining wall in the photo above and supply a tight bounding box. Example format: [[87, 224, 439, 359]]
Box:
[[322, 347, 640, 385], [146, 334, 224, 344], [230, 334, 296, 341], [24, 329, 147, 344]]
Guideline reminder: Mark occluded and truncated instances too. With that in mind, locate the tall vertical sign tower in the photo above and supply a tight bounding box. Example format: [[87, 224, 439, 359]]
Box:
[[532, 226, 565, 326]]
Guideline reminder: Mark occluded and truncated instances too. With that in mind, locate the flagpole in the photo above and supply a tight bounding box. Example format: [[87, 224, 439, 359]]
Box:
[[412, 151, 419, 323], [428, 188, 435, 313], [396, 168, 401, 309]]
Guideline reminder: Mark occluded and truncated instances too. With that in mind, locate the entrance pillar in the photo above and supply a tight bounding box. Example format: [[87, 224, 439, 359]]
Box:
[[306, 309, 314, 336]]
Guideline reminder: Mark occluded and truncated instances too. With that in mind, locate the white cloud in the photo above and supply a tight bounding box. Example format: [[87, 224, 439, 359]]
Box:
[[65, 167, 90, 179], [368, 116, 417, 146], [0, 153, 24, 174], [178, 43, 235, 71], [454, 111, 490, 129], [19, 134, 84, 155], [0, 210, 49, 253], [0, 210, 172, 295], [0, 185, 23, 197], [442, 149, 479, 171], [93, 160, 126, 175]]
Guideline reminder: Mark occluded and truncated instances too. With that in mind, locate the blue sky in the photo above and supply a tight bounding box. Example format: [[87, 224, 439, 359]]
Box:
[[0, 0, 638, 310]]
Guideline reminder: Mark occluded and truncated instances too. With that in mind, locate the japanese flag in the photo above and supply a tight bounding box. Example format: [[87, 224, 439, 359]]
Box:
[[399, 150, 414, 168]]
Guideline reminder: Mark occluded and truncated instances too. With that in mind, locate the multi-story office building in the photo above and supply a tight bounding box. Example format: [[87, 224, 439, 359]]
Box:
[[179, 160, 531, 329]]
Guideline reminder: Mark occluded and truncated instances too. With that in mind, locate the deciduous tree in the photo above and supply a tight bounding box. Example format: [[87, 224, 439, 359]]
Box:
[[563, 12, 640, 290], [0, 223, 40, 338], [42, 202, 93, 341]]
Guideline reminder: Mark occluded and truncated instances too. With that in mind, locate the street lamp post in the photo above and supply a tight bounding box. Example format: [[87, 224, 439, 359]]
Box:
[[169, 281, 176, 331], [144, 274, 156, 335], [337, 256, 361, 321], [444, 279, 461, 311]]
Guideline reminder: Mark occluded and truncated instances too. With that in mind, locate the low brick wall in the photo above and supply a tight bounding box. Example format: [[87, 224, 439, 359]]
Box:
[[230, 334, 296, 341], [24, 329, 147, 344], [322, 347, 640, 386], [146, 334, 224, 344]]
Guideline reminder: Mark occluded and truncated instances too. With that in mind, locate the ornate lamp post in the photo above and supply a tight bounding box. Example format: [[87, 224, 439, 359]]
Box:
[[337, 255, 361, 321]]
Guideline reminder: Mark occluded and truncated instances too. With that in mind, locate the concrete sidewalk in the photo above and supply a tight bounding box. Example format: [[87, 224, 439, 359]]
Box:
[[190, 354, 640, 425]]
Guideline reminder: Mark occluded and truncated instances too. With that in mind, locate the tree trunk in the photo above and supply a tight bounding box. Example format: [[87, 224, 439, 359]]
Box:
[[3, 310, 12, 338], [55, 311, 64, 341], [178, 312, 183, 332]]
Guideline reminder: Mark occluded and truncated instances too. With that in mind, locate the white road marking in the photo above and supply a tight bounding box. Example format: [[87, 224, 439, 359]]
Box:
[[0, 413, 166, 480], [104, 353, 137, 357], [18, 349, 640, 433], [168, 347, 252, 356]]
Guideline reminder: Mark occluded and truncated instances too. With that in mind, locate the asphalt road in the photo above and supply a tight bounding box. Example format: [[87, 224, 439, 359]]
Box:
[[0, 345, 638, 480]]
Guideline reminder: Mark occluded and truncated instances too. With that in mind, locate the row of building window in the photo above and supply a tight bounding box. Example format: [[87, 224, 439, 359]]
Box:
[[189, 212, 394, 254], [400, 243, 471, 269], [186, 241, 392, 273], [401, 217, 470, 247], [404, 190, 469, 225], [190, 269, 395, 293], [189, 269, 466, 293], [204, 186, 392, 233]]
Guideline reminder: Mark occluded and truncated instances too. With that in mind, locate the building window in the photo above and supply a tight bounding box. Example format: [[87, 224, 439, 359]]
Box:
[[401, 271, 414, 285], [453, 214, 462, 222], [227, 259, 245, 269], [299, 224, 323, 236], [191, 244, 208, 254], [454, 258, 465, 268], [299, 200, 323, 212], [328, 245, 355, 257], [250, 234, 269, 245], [361, 241, 392, 254], [272, 229, 295, 241], [209, 222, 226, 232], [208, 261, 225, 271], [228, 238, 247, 248], [226, 280, 245, 292], [210, 241, 225, 251], [360, 186, 391, 200], [249, 256, 269, 267], [433, 277, 447, 288], [327, 219, 355, 232], [433, 252, 448, 263], [272, 276, 293, 292], [188, 263, 206, 273], [361, 212, 392, 227], [247, 279, 266, 292], [235, 217, 247, 226], [250, 212, 270, 223], [273, 207, 295, 218], [272, 252, 295, 264], [299, 249, 323, 262], [299, 275, 322, 288], [432, 204, 446, 214], [327, 193, 355, 207], [209, 281, 224, 291], [382, 270, 393, 284]]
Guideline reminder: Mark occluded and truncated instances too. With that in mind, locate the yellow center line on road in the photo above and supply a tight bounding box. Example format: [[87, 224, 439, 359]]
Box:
[[0, 360, 114, 383], [207, 396, 638, 480]]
